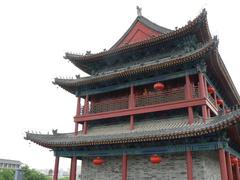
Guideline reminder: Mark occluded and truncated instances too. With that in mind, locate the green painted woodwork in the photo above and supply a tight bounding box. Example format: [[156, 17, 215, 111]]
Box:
[[76, 68, 198, 97], [88, 34, 199, 75], [54, 141, 227, 158]]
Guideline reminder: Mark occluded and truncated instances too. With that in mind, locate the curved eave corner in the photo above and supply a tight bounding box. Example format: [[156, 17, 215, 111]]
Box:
[[53, 78, 77, 95]]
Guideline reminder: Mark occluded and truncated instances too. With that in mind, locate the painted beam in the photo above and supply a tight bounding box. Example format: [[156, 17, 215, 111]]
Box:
[[77, 68, 198, 97], [74, 98, 206, 122], [54, 141, 227, 158]]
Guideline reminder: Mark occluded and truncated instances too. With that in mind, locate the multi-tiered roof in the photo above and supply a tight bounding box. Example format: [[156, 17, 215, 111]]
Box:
[[26, 9, 240, 157]]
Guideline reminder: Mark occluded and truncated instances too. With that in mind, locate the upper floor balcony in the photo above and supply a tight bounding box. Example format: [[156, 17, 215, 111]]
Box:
[[86, 86, 199, 114], [74, 73, 223, 123]]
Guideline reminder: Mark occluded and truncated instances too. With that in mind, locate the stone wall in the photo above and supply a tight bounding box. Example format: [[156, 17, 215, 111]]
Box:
[[128, 154, 187, 180], [80, 151, 221, 180], [193, 151, 221, 180], [81, 156, 122, 180]]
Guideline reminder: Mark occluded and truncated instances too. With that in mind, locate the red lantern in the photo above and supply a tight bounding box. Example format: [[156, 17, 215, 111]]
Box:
[[217, 98, 224, 105], [207, 86, 215, 94], [231, 157, 238, 165], [93, 157, 104, 166], [150, 154, 161, 164], [154, 82, 165, 91]]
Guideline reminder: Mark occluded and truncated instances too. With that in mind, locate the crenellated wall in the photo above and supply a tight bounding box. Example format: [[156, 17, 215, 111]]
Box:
[[80, 151, 220, 180]]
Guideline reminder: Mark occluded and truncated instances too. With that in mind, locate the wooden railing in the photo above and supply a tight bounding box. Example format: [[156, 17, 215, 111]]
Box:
[[135, 87, 186, 107], [89, 97, 129, 114], [79, 86, 200, 114]]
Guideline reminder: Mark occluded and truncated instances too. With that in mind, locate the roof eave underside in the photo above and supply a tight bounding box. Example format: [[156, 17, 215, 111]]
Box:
[[55, 39, 217, 93]]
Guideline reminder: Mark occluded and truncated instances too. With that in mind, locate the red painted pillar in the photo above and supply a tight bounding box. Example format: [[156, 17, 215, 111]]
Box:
[[74, 97, 81, 135], [207, 108, 211, 118], [186, 151, 193, 180], [129, 86, 135, 130], [70, 157, 77, 180], [84, 95, 89, 114], [83, 95, 89, 134], [53, 156, 59, 180], [83, 121, 87, 134], [122, 154, 127, 180], [74, 123, 78, 135], [130, 115, 134, 130], [225, 152, 233, 180], [185, 75, 193, 180], [185, 75, 194, 124], [219, 149, 228, 180], [235, 161, 240, 180], [76, 97, 81, 116], [198, 73, 206, 98], [199, 73, 208, 122]]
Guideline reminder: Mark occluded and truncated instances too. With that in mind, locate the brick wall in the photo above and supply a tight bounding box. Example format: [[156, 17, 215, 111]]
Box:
[[80, 151, 220, 180]]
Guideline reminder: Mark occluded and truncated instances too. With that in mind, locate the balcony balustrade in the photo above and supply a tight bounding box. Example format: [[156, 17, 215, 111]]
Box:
[[79, 86, 201, 115]]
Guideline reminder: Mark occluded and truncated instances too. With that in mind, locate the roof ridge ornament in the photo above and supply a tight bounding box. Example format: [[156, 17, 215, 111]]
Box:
[[136, 6, 142, 16]]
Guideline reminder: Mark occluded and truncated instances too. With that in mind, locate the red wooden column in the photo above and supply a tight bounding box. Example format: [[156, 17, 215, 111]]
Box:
[[53, 156, 59, 180], [122, 154, 128, 180], [219, 149, 228, 180], [83, 95, 89, 134], [225, 152, 233, 180], [185, 75, 193, 180], [186, 151, 193, 180], [185, 75, 194, 124], [235, 161, 240, 180], [198, 72, 208, 122], [75, 97, 81, 135], [70, 157, 77, 180], [129, 86, 135, 130]]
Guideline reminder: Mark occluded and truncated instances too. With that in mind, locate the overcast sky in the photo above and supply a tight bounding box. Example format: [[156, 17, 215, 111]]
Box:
[[0, 0, 239, 171]]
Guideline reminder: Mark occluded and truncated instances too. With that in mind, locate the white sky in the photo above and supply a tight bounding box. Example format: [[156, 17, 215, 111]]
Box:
[[0, 0, 240, 171]]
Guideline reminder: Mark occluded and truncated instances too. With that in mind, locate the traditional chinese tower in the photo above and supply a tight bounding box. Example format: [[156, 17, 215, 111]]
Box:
[[25, 8, 240, 180]]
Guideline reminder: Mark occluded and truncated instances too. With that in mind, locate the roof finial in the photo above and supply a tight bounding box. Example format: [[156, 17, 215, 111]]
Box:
[[137, 6, 142, 16]]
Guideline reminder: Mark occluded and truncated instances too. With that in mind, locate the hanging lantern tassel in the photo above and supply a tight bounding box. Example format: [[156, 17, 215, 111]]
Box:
[[154, 82, 165, 91], [93, 157, 104, 166], [150, 154, 161, 164]]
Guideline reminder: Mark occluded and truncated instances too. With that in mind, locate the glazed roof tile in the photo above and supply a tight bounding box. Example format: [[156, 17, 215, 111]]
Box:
[[25, 108, 240, 148]]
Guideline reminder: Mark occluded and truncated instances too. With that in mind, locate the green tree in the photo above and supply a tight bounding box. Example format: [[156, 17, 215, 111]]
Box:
[[22, 165, 50, 180], [0, 169, 15, 180]]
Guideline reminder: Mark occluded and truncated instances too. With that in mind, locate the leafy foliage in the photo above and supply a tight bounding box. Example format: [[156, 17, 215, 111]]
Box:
[[0, 169, 15, 180], [22, 165, 50, 180]]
